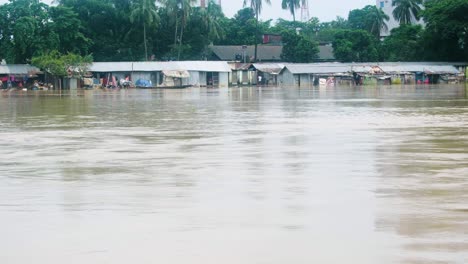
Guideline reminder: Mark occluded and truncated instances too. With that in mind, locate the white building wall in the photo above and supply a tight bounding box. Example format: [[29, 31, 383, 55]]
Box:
[[279, 69, 296, 86], [299, 74, 313, 86], [219, 72, 229, 88], [188, 71, 201, 86], [199, 72, 207, 86]]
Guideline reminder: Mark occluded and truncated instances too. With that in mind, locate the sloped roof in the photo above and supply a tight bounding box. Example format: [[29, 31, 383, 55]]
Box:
[[211, 45, 283, 61], [0, 64, 41, 75], [89, 61, 231, 73], [228, 62, 252, 71], [283, 62, 461, 75], [283, 63, 350, 74], [377, 63, 460, 74], [162, 70, 190, 78], [253, 63, 285, 74]]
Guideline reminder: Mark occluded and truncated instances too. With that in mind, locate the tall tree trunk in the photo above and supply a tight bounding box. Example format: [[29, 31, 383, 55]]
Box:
[[144, 23, 148, 61], [174, 17, 179, 48], [178, 23, 185, 61], [254, 13, 258, 62]]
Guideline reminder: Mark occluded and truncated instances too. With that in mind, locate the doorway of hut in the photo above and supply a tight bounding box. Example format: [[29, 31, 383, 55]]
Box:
[[207, 72, 219, 87]]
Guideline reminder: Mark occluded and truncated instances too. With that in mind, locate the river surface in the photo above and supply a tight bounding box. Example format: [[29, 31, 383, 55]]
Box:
[[1, 85, 467, 264]]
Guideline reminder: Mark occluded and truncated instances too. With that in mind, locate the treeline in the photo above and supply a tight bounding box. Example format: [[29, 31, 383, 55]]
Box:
[[0, 0, 466, 64]]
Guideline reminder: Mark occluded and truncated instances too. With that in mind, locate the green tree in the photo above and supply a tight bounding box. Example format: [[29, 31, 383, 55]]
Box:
[[392, 0, 422, 25], [32, 50, 92, 89], [219, 8, 258, 45], [381, 24, 423, 61], [130, 0, 159, 61], [162, 0, 196, 60], [243, 0, 271, 61], [281, 0, 300, 22], [58, 0, 139, 61], [201, 0, 225, 42], [281, 30, 319, 62], [348, 5, 389, 38], [332, 29, 379, 62], [49, 6, 92, 55], [421, 0, 468, 61], [0, 0, 56, 63]]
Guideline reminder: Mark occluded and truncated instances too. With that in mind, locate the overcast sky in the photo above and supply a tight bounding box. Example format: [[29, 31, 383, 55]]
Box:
[[0, 0, 375, 22]]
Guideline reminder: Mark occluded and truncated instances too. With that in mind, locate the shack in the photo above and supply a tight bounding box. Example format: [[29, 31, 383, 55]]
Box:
[[377, 63, 460, 84], [279, 63, 351, 87], [0, 64, 41, 88], [252, 63, 285, 86], [89, 61, 231, 88], [228, 63, 253, 86]]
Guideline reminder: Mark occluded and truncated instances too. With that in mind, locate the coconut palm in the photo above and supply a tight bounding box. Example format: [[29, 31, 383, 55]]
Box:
[[203, 0, 225, 41], [281, 0, 300, 22], [130, 0, 159, 61], [392, 0, 423, 25], [369, 5, 389, 38], [243, 0, 271, 62], [163, 0, 196, 60]]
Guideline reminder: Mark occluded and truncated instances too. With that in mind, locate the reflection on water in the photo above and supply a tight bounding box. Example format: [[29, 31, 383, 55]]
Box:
[[1, 85, 467, 264]]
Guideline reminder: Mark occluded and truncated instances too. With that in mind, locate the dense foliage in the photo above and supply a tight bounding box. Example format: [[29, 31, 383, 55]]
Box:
[[281, 30, 319, 62], [0, 0, 466, 64]]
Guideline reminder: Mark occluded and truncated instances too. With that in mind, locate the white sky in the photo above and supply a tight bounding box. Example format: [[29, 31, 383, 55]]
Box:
[[0, 0, 375, 22]]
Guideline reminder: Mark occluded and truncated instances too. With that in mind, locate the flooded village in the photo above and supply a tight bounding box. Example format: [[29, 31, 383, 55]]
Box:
[[1, 61, 466, 90], [1, 0, 468, 264]]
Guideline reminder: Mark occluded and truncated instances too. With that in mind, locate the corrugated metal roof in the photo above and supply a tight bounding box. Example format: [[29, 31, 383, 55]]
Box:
[[0, 64, 41, 75], [284, 63, 350, 74], [283, 62, 461, 75], [89, 61, 231, 73], [377, 63, 460, 74], [253, 63, 285, 74], [228, 62, 252, 70]]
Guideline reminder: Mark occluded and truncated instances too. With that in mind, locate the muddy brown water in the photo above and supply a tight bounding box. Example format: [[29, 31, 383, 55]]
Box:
[[1, 85, 467, 264]]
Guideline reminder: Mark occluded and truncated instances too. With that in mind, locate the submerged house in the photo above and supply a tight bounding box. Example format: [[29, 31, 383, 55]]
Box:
[[88, 61, 231, 88], [253, 63, 285, 85], [377, 63, 461, 84], [279, 63, 351, 86], [0, 64, 41, 88], [228, 62, 285, 86], [278, 62, 463, 86], [228, 63, 253, 85]]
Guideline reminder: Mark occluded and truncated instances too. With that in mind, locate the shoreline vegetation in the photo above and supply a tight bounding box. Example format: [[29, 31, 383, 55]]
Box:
[[0, 0, 467, 88]]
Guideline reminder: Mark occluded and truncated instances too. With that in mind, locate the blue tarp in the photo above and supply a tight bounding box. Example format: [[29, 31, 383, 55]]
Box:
[[135, 79, 152, 87]]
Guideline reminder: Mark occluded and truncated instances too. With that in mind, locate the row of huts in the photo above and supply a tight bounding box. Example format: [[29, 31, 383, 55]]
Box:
[[1, 61, 466, 89], [235, 62, 466, 86], [87, 61, 466, 88]]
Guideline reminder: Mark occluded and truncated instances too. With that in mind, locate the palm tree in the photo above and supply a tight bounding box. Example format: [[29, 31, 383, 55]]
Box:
[[203, 0, 225, 41], [281, 0, 300, 22], [243, 0, 271, 62], [369, 5, 389, 38], [163, 0, 196, 60], [130, 0, 159, 61], [392, 0, 423, 25]]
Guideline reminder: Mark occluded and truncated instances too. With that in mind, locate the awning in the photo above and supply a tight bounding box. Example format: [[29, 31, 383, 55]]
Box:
[[162, 70, 190, 78]]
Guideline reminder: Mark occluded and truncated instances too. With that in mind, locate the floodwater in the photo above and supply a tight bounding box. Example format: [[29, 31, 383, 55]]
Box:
[[1, 85, 467, 264]]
